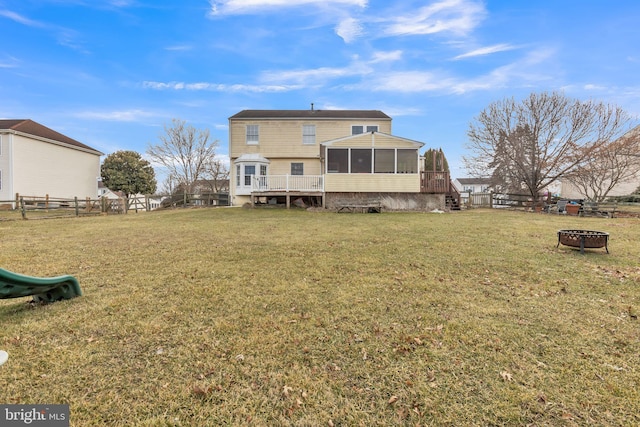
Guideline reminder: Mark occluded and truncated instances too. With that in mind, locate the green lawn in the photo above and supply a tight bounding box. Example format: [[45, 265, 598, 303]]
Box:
[[1, 208, 639, 426]]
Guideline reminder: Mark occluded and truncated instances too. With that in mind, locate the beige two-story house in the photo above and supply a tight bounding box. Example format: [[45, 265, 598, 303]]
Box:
[[0, 119, 103, 203], [229, 108, 453, 210]]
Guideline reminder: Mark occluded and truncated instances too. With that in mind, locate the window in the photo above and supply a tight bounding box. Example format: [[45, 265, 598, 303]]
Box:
[[351, 149, 372, 173], [397, 149, 418, 173], [352, 125, 378, 135], [260, 165, 268, 176], [236, 165, 241, 186], [328, 148, 419, 174], [246, 125, 259, 145], [374, 149, 395, 173], [302, 125, 315, 145], [244, 165, 256, 186], [327, 149, 349, 173], [291, 163, 304, 175]]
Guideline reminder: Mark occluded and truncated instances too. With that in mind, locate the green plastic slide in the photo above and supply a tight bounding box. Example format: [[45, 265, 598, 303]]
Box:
[[0, 268, 82, 302]]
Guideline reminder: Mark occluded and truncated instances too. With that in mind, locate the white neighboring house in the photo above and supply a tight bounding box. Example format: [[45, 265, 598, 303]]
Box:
[[98, 182, 164, 211], [0, 119, 103, 201], [453, 178, 492, 194]]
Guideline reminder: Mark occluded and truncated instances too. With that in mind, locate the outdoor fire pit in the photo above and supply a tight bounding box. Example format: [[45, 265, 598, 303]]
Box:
[[557, 230, 609, 254]]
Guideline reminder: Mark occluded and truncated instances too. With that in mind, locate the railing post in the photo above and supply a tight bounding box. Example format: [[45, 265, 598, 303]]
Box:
[[286, 174, 289, 192]]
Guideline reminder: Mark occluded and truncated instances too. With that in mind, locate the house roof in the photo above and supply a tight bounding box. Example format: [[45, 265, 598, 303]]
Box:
[[456, 178, 492, 185], [0, 119, 103, 155], [320, 131, 424, 148], [229, 110, 391, 120]]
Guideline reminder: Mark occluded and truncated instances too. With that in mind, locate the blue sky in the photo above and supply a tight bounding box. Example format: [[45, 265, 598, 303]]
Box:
[[1, 0, 639, 181]]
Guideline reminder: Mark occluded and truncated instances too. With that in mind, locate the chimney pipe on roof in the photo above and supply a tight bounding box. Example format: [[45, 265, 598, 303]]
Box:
[[311, 103, 314, 111]]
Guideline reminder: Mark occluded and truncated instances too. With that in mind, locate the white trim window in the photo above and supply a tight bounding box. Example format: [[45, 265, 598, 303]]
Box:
[[352, 125, 378, 135], [244, 165, 256, 186], [302, 125, 316, 145], [246, 125, 259, 145]]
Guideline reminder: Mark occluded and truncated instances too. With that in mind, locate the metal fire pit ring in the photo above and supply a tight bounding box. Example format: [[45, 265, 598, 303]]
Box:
[[557, 230, 609, 254]]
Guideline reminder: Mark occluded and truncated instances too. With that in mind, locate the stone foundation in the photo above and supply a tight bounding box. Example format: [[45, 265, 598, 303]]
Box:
[[326, 192, 445, 212]]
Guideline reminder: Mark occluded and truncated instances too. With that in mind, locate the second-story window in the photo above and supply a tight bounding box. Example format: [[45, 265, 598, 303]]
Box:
[[246, 125, 259, 145], [302, 125, 315, 145], [352, 125, 378, 135]]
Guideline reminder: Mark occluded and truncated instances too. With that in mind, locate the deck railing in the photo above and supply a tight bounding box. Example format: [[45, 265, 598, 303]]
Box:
[[421, 171, 450, 193], [252, 175, 324, 192]]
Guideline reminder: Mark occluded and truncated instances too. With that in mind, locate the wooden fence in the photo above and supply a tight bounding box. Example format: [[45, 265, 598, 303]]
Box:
[[460, 192, 553, 209], [0, 194, 131, 220], [0, 192, 229, 220]]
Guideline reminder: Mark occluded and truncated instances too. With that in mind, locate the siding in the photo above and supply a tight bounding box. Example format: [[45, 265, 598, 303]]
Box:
[[267, 159, 322, 176], [325, 174, 420, 193], [0, 134, 9, 199], [230, 119, 392, 158], [12, 134, 100, 198]]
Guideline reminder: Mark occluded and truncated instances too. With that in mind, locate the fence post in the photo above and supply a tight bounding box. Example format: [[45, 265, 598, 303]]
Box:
[[45, 194, 49, 210], [74, 197, 79, 216], [183, 191, 187, 207], [20, 197, 26, 219], [490, 192, 494, 209]]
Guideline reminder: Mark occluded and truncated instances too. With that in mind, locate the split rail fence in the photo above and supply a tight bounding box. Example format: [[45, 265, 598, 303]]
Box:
[[0, 194, 128, 220]]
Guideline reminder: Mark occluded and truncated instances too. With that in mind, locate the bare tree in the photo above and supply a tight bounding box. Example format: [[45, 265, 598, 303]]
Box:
[[465, 91, 633, 203], [147, 119, 219, 194], [201, 157, 230, 193], [564, 126, 640, 201]]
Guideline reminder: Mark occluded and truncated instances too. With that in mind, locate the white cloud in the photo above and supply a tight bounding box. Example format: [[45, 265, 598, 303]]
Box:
[[335, 17, 363, 43], [380, 0, 485, 37], [0, 55, 20, 68], [365, 71, 457, 93], [453, 43, 518, 60], [369, 50, 403, 63], [260, 63, 371, 86], [165, 45, 193, 51], [209, 0, 367, 15], [0, 9, 87, 52], [75, 109, 156, 122], [450, 48, 557, 94], [142, 81, 301, 93], [0, 9, 47, 27]]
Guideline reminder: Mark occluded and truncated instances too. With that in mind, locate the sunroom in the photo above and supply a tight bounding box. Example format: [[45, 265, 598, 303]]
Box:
[[321, 132, 424, 193]]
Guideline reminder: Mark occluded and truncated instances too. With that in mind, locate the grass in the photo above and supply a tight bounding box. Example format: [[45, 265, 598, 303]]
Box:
[[1, 208, 639, 426]]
